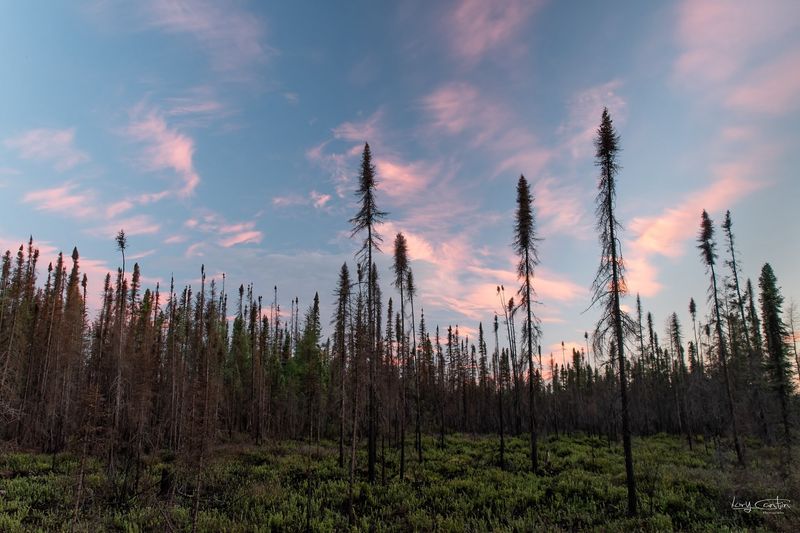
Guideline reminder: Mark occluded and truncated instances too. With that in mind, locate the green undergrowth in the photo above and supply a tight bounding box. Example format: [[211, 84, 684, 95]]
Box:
[[1, 433, 797, 531]]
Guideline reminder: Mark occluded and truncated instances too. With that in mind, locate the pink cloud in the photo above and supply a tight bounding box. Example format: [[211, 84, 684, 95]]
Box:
[[375, 158, 434, 200], [402, 231, 435, 264], [626, 157, 770, 297], [273, 190, 334, 210], [438, 283, 506, 322], [726, 49, 800, 114], [127, 104, 200, 197], [674, 0, 800, 95], [621, 253, 663, 298], [384, 221, 470, 275], [306, 141, 351, 198], [220, 230, 262, 248], [720, 126, 754, 143], [167, 98, 225, 117], [219, 222, 256, 234], [533, 177, 591, 239], [94, 215, 161, 238], [5, 128, 89, 171], [164, 234, 187, 244], [186, 242, 206, 257], [106, 199, 135, 218], [272, 194, 306, 207], [383, 222, 584, 324], [536, 269, 587, 303], [23, 183, 95, 218], [558, 80, 626, 161], [141, 0, 270, 73], [23, 183, 161, 239], [421, 83, 551, 177], [310, 190, 331, 208], [181, 209, 262, 248], [129, 249, 157, 260], [467, 264, 585, 304], [421, 83, 482, 136], [332, 110, 384, 144], [447, 0, 542, 63]]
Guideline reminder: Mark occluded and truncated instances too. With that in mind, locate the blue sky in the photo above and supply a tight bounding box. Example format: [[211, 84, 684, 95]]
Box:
[[1, 0, 798, 359]]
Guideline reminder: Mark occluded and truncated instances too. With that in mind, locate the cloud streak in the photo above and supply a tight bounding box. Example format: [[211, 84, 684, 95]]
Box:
[[127, 104, 201, 197], [273, 190, 333, 210], [626, 156, 770, 296], [447, 0, 543, 63], [421, 82, 551, 177], [183, 210, 263, 249], [5, 128, 89, 171], [140, 0, 270, 74], [23, 183, 95, 218], [674, 0, 800, 118]]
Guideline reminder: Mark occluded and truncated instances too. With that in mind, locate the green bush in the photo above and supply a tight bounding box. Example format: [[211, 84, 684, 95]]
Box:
[[2, 434, 794, 531]]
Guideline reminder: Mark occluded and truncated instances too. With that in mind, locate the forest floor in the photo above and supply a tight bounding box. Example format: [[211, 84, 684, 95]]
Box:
[[1, 433, 798, 532]]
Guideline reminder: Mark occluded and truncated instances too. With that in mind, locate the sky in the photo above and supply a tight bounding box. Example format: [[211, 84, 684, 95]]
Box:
[[1, 0, 798, 361]]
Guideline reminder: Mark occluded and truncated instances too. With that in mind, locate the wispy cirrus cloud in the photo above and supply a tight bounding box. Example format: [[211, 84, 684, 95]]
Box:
[[306, 110, 386, 199], [726, 48, 800, 115], [446, 0, 544, 64], [332, 109, 385, 144], [139, 0, 271, 74], [533, 177, 592, 240], [375, 158, 437, 201], [310, 109, 442, 205], [127, 103, 200, 198], [467, 263, 585, 305], [272, 190, 332, 210], [164, 86, 234, 127], [674, 0, 800, 117], [220, 229, 262, 248], [557, 80, 627, 161], [89, 214, 162, 238], [23, 183, 95, 218], [22, 182, 162, 238], [183, 210, 263, 249], [5, 128, 89, 171], [625, 155, 770, 297], [421, 82, 551, 177], [421, 83, 483, 137]]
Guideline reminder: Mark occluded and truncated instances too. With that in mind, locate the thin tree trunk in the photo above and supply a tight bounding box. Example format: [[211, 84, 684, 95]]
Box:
[[710, 263, 745, 466], [607, 177, 637, 516]]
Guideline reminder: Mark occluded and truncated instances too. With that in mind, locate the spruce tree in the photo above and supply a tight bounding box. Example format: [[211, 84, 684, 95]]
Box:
[[758, 263, 793, 468], [698, 210, 744, 465], [392, 232, 409, 478], [590, 108, 636, 515], [349, 143, 386, 483], [333, 263, 351, 468], [513, 174, 540, 472]]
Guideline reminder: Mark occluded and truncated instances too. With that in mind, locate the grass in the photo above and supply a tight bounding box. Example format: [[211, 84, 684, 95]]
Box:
[[1, 433, 798, 531]]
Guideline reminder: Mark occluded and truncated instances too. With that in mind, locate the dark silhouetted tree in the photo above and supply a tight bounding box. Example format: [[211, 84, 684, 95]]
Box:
[[698, 209, 744, 465], [513, 174, 541, 472], [759, 263, 793, 471], [349, 143, 386, 484], [590, 108, 636, 516]]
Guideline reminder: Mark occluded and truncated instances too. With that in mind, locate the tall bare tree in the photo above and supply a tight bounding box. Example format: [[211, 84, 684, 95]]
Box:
[[589, 108, 636, 516], [349, 143, 386, 484], [513, 174, 541, 472], [698, 210, 744, 465]]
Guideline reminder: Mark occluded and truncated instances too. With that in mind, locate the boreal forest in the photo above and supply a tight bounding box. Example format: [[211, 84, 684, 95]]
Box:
[[1, 109, 798, 531], [2, 1, 800, 531]]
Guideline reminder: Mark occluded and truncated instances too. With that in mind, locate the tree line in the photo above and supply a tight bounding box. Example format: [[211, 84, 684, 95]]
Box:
[[0, 110, 795, 518]]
